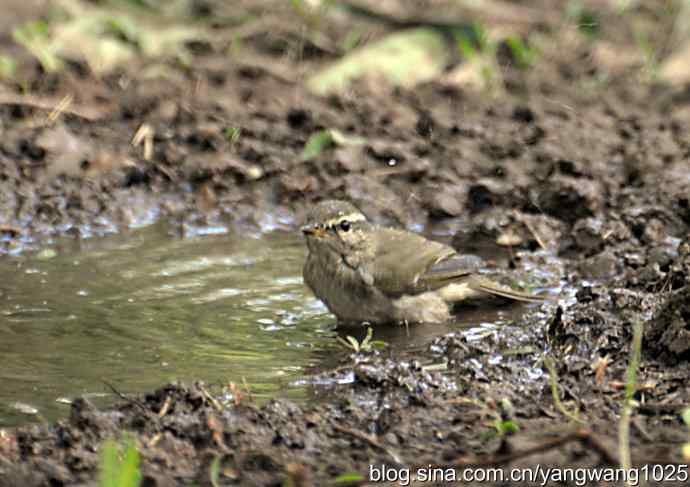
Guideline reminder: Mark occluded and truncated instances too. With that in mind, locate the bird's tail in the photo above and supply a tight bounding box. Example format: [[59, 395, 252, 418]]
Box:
[[467, 276, 544, 303]]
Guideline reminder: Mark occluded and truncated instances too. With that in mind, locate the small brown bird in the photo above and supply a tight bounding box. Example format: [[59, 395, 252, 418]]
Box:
[[302, 200, 542, 324]]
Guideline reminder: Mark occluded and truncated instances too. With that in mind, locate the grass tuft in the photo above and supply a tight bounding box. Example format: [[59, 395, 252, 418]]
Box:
[[99, 435, 142, 487]]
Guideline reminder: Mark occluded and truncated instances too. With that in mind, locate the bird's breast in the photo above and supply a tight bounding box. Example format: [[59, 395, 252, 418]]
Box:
[[303, 251, 393, 323]]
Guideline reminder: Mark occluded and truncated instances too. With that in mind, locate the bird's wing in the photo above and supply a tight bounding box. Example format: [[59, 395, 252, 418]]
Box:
[[360, 228, 544, 302], [363, 228, 476, 296], [416, 253, 483, 290]]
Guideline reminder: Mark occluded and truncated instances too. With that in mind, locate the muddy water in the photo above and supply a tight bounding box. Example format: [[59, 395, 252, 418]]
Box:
[[0, 223, 546, 426], [0, 223, 333, 425]]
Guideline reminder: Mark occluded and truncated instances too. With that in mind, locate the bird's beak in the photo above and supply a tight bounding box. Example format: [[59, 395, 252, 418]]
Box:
[[301, 224, 324, 237]]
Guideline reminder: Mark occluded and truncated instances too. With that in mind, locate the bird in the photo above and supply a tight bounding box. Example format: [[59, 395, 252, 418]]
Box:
[[301, 199, 542, 324]]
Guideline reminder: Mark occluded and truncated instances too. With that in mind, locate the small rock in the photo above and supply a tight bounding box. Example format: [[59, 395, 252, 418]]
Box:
[[578, 250, 619, 279]]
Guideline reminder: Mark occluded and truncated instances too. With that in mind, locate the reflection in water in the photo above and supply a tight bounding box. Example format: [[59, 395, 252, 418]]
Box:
[[0, 224, 335, 426], [334, 302, 529, 348], [0, 222, 553, 426]]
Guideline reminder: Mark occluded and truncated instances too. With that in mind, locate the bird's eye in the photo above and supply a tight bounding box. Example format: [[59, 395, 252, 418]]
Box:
[[339, 220, 351, 232]]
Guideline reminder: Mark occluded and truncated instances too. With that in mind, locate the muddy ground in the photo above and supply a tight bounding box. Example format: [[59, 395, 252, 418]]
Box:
[[1, 0, 690, 485]]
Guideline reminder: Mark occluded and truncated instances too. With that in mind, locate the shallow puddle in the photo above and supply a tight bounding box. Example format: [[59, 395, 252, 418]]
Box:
[[0, 222, 549, 426], [0, 223, 330, 425]]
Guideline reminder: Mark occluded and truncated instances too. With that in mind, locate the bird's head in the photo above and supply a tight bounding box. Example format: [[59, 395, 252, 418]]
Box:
[[301, 200, 370, 256]]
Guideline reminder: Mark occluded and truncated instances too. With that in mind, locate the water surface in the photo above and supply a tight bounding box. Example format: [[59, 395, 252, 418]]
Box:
[[0, 224, 339, 425], [0, 222, 549, 426]]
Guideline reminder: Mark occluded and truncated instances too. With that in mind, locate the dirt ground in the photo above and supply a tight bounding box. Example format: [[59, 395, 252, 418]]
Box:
[[1, 0, 690, 485]]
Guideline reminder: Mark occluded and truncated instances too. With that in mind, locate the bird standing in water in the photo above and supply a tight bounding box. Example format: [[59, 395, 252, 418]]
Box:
[[302, 200, 542, 325]]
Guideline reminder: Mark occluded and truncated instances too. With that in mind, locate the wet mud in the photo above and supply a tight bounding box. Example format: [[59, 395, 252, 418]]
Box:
[[1, 0, 690, 485]]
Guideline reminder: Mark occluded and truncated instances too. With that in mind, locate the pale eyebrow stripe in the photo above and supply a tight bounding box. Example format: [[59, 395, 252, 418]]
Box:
[[324, 213, 366, 227]]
